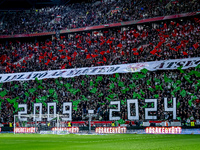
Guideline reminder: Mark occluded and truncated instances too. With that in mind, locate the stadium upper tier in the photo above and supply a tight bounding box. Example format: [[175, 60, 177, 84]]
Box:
[[0, 18, 199, 74], [0, 0, 199, 35]]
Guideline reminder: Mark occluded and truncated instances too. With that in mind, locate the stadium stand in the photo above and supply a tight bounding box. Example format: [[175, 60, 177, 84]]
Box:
[[0, 18, 200, 73], [0, 0, 199, 35], [0, 0, 200, 128]]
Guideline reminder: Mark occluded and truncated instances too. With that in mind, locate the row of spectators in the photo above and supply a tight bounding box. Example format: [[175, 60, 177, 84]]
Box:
[[1, 0, 200, 35], [0, 68, 199, 123], [0, 18, 199, 74]]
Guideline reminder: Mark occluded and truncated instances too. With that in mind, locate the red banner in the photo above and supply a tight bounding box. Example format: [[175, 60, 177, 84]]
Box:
[[14, 127, 37, 133], [51, 127, 79, 133], [145, 127, 182, 134], [95, 127, 127, 134]]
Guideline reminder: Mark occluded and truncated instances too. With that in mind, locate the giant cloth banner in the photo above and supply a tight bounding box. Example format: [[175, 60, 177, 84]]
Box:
[[0, 57, 200, 83]]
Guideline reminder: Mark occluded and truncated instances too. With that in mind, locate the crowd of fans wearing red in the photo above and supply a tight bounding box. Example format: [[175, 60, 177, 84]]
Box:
[[0, 18, 200, 74], [0, 17, 200, 124]]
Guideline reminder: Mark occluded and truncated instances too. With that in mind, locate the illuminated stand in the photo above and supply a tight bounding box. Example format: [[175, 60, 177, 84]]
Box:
[[88, 110, 94, 134]]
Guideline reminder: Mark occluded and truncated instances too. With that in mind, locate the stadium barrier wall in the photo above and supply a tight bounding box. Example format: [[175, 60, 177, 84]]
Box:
[[1, 127, 200, 134]]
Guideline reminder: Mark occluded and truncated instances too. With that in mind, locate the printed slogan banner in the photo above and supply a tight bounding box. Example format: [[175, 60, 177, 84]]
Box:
[[0, 57, 200, 83]]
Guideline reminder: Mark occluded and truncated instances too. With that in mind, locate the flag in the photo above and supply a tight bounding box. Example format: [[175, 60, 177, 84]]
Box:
[[118, 81, 125, 87], [100, 51, 106, 55], [180, 90, 186, 97], [73, 106, 78, 111], [49, 89, 55, 94], [183, 52, 188, 55], [90, 81, 93, 86], [23, 82, 28, 89], [155, 85, 163, 91], [177, 102, 180, 109], [106, 97, 111, 102], [91, 54, 98, 58], [52, 56, 57, 61], [110, 77, 116, 82], [150, 49, 157, 55], [60, 55, 65, 59], [86, 54, 91, 59], [66, 56, 71, 60], [140, 68, 148, 74], [13, 102, 19, 111], [24, 92, 29, 97], [81, 95, 88, 101], [98, 102, 105, 105], [35, 78, 42, 84], [154, 78, 160, 84], [29, 88, 36, 94], [6, 98, 16, 104], [184, 75, 192, 83], [140, 89, 145, 95], [139, 47, 143, 52], [14, 84, 19, 88], [61, 64, 66, 69], [148, 88, 155, 92], [98, 93, 104, 97], [103, 57, 107, 62], [142, 104, 148, 108], [177, 66, 184, 73], [132, 48, 137, 51], [108, 93, 117, 99], [164, 74, 173, 83], [68, 88, 80, 95], [117, 119, 125, 124], [133, 92, 142, 99], [121, 99, 126, 105], [72, 51, 77, 58], [45, 59, 51, 65], [147, 79, 151, 85], [115, 73, 120, 78], [154, 94, 159, 98], [109, 83, 115, 89], [96, 76, 103, 82], [129, 83, 136, 89], [90, 88, 97, 94], [193, 42, 199, 49], [121, 88, 129, 94], [188, 100, 192, 107], [81, 80, 85, 86], [117, 43, 123, 48], [164, 23, 167, 29], [37, 85, 43, 89]]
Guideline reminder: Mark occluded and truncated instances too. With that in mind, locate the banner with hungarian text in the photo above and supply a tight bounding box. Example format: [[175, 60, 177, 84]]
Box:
[[0, 57, 200, 83]]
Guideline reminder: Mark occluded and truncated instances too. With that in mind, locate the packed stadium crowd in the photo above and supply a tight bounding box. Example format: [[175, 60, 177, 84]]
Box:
[[0, 68, 200, 123], [0, 18, 200, 74], [0, 0, 200, 125], [0, 0, 200, 35]]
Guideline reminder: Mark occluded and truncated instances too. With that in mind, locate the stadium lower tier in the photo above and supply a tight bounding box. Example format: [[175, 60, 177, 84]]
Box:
[[0, 67, 199, 123]]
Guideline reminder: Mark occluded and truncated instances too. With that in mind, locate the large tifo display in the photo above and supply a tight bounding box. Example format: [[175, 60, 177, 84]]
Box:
[[0, 57, 199, 83], [17, 98, 176, 121]]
